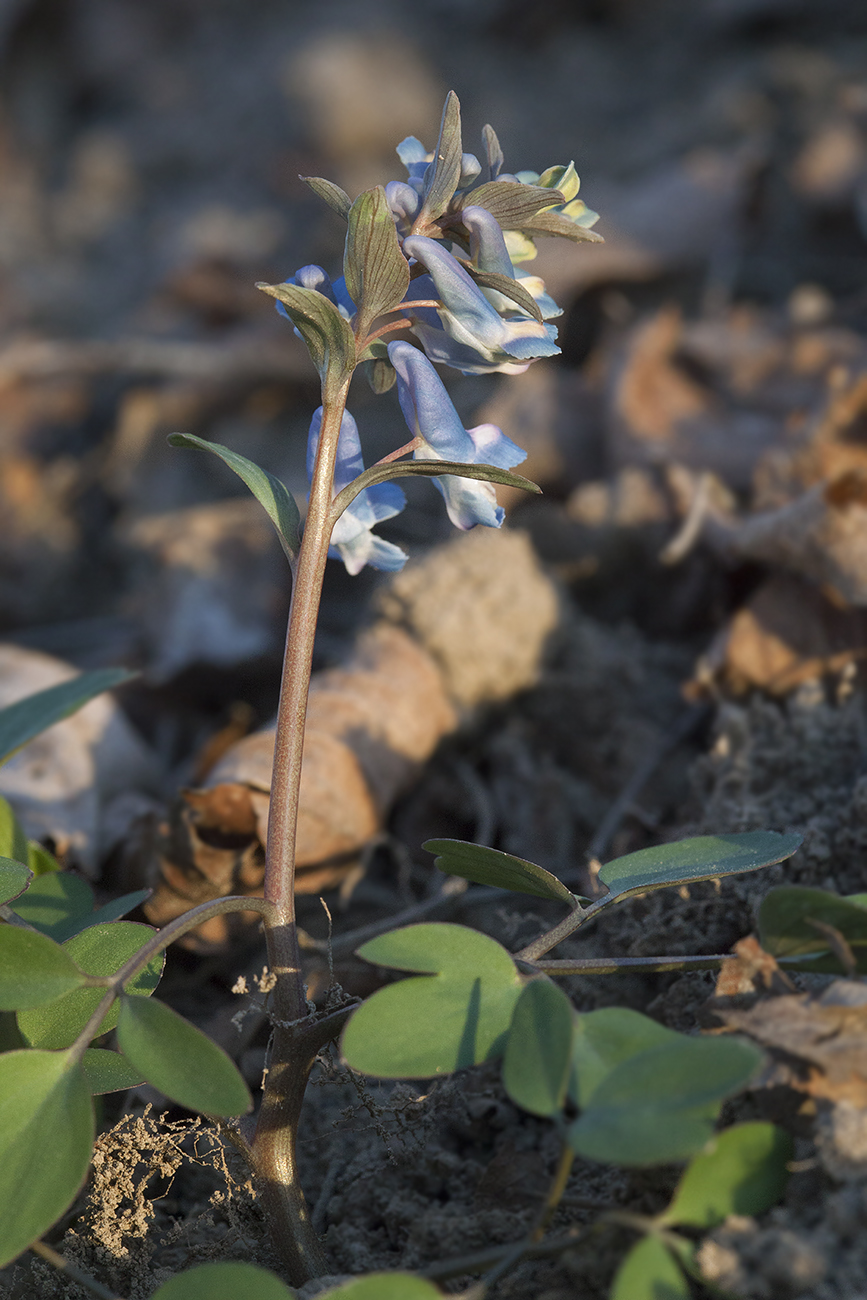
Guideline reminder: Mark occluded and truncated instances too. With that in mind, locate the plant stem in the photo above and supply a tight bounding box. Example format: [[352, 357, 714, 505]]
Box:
[[30, 1241, 123, 1300]]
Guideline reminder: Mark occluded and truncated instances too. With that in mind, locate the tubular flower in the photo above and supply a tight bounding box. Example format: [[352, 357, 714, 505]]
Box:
[[461, 205, 562, 321], [387, 340, 525, 529], [308, 408, 407, 575], [402, 235, 560, 376]]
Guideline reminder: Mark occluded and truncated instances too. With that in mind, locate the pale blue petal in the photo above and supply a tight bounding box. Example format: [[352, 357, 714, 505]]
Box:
[[459, 153, 482, 188], [387, 341, 476, 460], [462, 205, 515, 279]]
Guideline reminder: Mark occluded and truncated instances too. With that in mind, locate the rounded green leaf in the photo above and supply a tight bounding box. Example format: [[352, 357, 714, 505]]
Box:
[[10, 871, 94, 939], [0, 796, 29, 865], [116, 995, 252, 1116], [503, 978, 574, 1117], [81, 1048, 145, 1094], [662, 1122, 793, 1228], [319, 1276, 444, 1300], [18, 921, 163, 1049], [0, 856, 32, 906], [0, 1049, 94, 1268], [598, 832, 803, 903], [342, 923, 523, 1078], [569, 1035, 762, 1166], [0, 926, 87, 1010], [149, 1261, 295, 1299], [569, 1008, 679, 1108], [610, 1235, 690, 1300], [425, 839, 581, 908], [758, 886, 867, 971], [0, 668, 135, 767]]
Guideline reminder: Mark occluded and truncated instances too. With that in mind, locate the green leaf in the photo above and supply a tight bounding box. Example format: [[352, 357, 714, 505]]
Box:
[[81, 1047, 145, 1094], [116, 995, 252, 1116], [256, 281, 357, 391], [0, 1049, 94, 1268], [463, 266, 543, 321], [610, 1235, 690, 1300], [0, 668, 135, 767], [459, 181, 565, 227], [27, 840, 61, 876], [332, 461, 541, 529], [0, 856, 32, 905], [150, 1262, 295, 1300], [300, 175, 352, 220], [67, 889, 152, 938], [167, 435, 301, 563], [415, 90, 463, 231], [18, 921, 162, 1049], [569, 1008, 679, 1109], [10, 871, 94, 939], [758, 886, 867, 972], [0, 927, 87, 1010], [662, 1122, 793, 1228], [597, 832, 803, 905], [342, 923, 523, 1078], [0, 796, 28, 865], [425, 839, 580, 908], [319, 1276, 444, 1300], [344, 186, 410, 340], [517, 210, 604, 242], [503, 979, 574, 1117], [569, 1035, 762, 1166]]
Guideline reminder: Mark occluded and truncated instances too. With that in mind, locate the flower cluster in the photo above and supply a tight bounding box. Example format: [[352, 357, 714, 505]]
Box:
[[273, 92, 600, 572]]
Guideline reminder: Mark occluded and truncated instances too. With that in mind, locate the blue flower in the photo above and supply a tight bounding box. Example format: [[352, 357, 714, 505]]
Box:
[[274, 265, 357, 327], [402, 234, 560, 375], [461, 205, 562, 322], [387, 340, 525, 529], [308, 407, 407, 575]]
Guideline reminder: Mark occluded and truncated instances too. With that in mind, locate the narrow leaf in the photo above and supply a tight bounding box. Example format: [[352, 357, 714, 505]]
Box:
[[425, 839, 579, 908], [167, 434, 300, 562], [332, 460, 541, 526], [0, 668, 135, 767], [343, 923, 523, 1078], [344, 186, 410, 340], [257, 281, 356, 388], [597, 832, 803, 905], [459, 181, 565, 227], [82, 1047, 145, 1094], [0, 856, 32, 906], [0, 1050, 94, 1269], [662, 1122, 793, 1228], [0, 796, 28, 864], [463, 266, 544, 321], [18, 921, 162, 1049], [0, 927, 86, 1010], [10, 871, 94, 939], [610, 1235, 690, 1300], [518, 210, 605, 242], [415, 91, 463, 230], [503, 979, 574, 1117], [117, 995, 252, 1116], [482, 123, 504, 179], [300, 175, 352, 220], [318, 1277, 444, 1300], [759, 886, 867, 971]]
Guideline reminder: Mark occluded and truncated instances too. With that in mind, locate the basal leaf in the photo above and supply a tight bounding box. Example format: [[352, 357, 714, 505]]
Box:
[[0, 1050, 94, 1268], [569, 1007, 678, 1108], [662, 1122, 793, 1228], [300, 175, 352, 220], [425, 839, 579, 908], [610, 1235, 690, 1300], [82, 1047, 145, 1094], [10, 871, 94, 939], [503, 978, 574, 1117], [0, 796, 28, 864], [0, 668, 135, 767], [257, 280, 356, 390], [459, 181, 565, 227], [597, 832, 803, 905], [318, 1275, 444, 1299], [758, 886, 867, 972], [117, 995, 252, 1116], [0, 926, 86, 1010], [0, 856, 32, 906], [150, 1261, 294, 1300], [167, 435, 301, 562], [569, 1035, 762, 1166], [345, 186, 410, 340], [415, 90, 462, 230], [18, 921, 162, 1049], [342, 923, 523, 1078]]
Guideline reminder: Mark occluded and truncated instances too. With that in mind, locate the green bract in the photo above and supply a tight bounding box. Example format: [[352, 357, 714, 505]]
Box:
[[256, 281, 356, 392], [344, 186, 410, 341], [342, 922, 523, 1077]]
